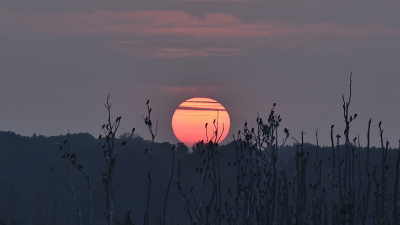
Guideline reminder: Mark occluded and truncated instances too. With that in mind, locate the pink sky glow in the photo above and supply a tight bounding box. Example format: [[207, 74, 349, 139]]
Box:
[[1, 1, 400, 146], [2, 10, 399, 55]]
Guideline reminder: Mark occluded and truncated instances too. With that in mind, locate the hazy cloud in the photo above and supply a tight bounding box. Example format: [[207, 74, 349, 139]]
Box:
[[3, 10, 399, 38], [2, 10, 399, 57]]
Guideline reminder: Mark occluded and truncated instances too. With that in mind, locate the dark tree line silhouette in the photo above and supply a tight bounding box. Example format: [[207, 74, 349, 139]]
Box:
[[0, 75, 399, 225]]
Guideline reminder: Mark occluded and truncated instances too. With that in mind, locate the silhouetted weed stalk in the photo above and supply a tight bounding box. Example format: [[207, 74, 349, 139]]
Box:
[[142, 99, 155, 225], [59, 94, 135, 225], [57, 74, 400, 225], [176, 111, 226, 224], [59, 131, 93, 225], [175, 74, 400, 225], [100, 95, 135, 225]]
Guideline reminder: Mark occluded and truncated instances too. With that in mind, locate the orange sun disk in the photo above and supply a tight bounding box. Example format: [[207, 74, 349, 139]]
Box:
[[172, 97, 230, 147]]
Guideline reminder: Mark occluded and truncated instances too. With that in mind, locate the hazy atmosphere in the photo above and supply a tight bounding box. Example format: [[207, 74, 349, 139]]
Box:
[[2, 1, 400, 225], [1, 0, 400, 146]]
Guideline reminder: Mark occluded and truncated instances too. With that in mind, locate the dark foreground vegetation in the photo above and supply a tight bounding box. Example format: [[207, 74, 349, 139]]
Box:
[[1, 76, 399, 225]]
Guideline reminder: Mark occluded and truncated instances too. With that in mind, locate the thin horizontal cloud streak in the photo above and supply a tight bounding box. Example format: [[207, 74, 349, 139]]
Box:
[[180, 0, 257, 1], [2, 10, 399, 57], [186, 101, 218, 103], [176, 107, 227, 111], [162, 86, 231, 94], [172, 113, 224, 117], [151, 48, 241, 58]]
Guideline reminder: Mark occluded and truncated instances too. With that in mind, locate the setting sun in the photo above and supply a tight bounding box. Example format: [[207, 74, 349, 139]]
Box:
[[171, 97, 230, 147]]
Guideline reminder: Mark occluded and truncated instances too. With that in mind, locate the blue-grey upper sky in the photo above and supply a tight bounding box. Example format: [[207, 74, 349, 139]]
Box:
[[1, 0, 399, 147]]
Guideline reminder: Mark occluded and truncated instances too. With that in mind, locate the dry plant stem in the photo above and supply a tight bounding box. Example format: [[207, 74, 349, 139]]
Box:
[[176, 110, 225, 225], [101, 95, 134, 225], [314, 129, 322, 225], [60, 130, 93, 225], [341, 72, 358, 224], [336, 134, 342, 224], [71, 158, 93, 225], [281, 169, 290, 225], [142, 100, 158, 142], [330, 125, 338, 225], [142, 100, 157, 225], [394, 141, 400, 225], [271, 125, 278, 224], [62, 134, 83, 225], [300, 131, 308, 225], [103, 96, 116, 225], [361, 119, 371, 225], [356, 139, 362, 224], [323, 190, 328, 225], [79, 168, 93, 225], [68, 133, 94, 225], [65, 162, 82, 225], [67, 133, 82, 225], [230, 104, 285, 225], [232, 134, 241, 224], [176, 159, 198, 224], [292, 131, 308, 225], [214, 110, 224, 218], [143, 153, 151, 225], [342, 72, 352, 148], [162, 145, 175, 225], [379, 122, 389, 224]]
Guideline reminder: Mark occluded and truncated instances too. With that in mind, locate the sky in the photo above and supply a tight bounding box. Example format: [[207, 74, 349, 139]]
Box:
[[1, 0, 399, 147]]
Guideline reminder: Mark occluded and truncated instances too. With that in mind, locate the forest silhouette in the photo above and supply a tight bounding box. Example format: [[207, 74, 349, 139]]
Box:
[[0, 76, 399, 225]]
